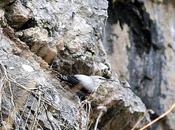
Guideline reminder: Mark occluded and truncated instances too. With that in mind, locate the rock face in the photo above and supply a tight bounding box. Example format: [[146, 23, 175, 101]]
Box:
[[89, 78, 150, 130], [0, 0, 151, 130], [0, 29, 87, 130], [12, 0, 111, 77], [104, 0, 175, 129]]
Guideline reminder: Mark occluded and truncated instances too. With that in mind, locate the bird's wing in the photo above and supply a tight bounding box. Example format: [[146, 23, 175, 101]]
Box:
[[58, 75, 80, 85]]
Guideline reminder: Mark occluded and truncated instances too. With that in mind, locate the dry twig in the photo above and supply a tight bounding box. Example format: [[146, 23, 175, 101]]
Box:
[[131, 109, 150, 130], [44, 104, 56, 130], [80, 99, 92, 129], [31, 85, 42, 129], [94, 106, 107, 130], [139, 103, 175, 130]]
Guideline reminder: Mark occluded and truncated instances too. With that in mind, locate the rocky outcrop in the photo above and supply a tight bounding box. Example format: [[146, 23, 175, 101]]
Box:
[[89, 78, 150, 130], [12, 0, 111, 77], [1, 0, 150, 130], [0, 26, 87, 129], [104, 0, 175, 129]]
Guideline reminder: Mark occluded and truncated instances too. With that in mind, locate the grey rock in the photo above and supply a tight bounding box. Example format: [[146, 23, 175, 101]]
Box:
[[104, 0, 175, 129], [89, 78, 150, 130], [12, 0, 111, 77], [0, 29, 87, 129], [5, 0, 31, 29], [0, 0, 152, 130]]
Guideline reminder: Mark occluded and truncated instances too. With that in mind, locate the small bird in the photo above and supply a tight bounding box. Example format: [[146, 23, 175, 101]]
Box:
[[57, 74, 106, 96]]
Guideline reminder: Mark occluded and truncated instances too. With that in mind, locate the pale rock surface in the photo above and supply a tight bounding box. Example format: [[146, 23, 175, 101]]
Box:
[[0, 0, 151, 130], [104, 0, 175, 129]]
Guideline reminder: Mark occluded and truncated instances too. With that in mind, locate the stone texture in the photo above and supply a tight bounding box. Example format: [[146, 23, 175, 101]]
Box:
[[0, 26, 150, 129], [0, 30, 87, 130], [103, 0, 175, 129], [89, 78, 150, 130], [0, 0, 152, 129], [10, 0, 111, 77], [144, 1, 175, 129], [5, 0, 31, 29], [15, 27, 57, 64]]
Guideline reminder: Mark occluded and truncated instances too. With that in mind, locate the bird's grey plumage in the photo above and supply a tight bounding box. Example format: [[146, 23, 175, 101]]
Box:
[[74, 75, 96, 92], [57, 74, 106, 95]]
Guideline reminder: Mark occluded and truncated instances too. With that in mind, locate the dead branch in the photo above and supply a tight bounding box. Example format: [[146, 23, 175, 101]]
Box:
[[139, 103, 175, 130], [80, 99, 92, 129], [94, 106, 107, 130]]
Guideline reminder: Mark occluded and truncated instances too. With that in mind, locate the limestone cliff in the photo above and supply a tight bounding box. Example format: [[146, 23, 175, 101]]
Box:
[[0, 0, 152, 130], [104, 0, 175, 129]]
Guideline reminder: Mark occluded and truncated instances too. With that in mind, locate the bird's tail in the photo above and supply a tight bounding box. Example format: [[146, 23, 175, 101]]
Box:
[[57, 74, 80, 85]]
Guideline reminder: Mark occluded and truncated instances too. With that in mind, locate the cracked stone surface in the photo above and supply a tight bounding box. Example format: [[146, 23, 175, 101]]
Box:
[[0, 0, 151, 130], [104, 0, 175, 129]]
